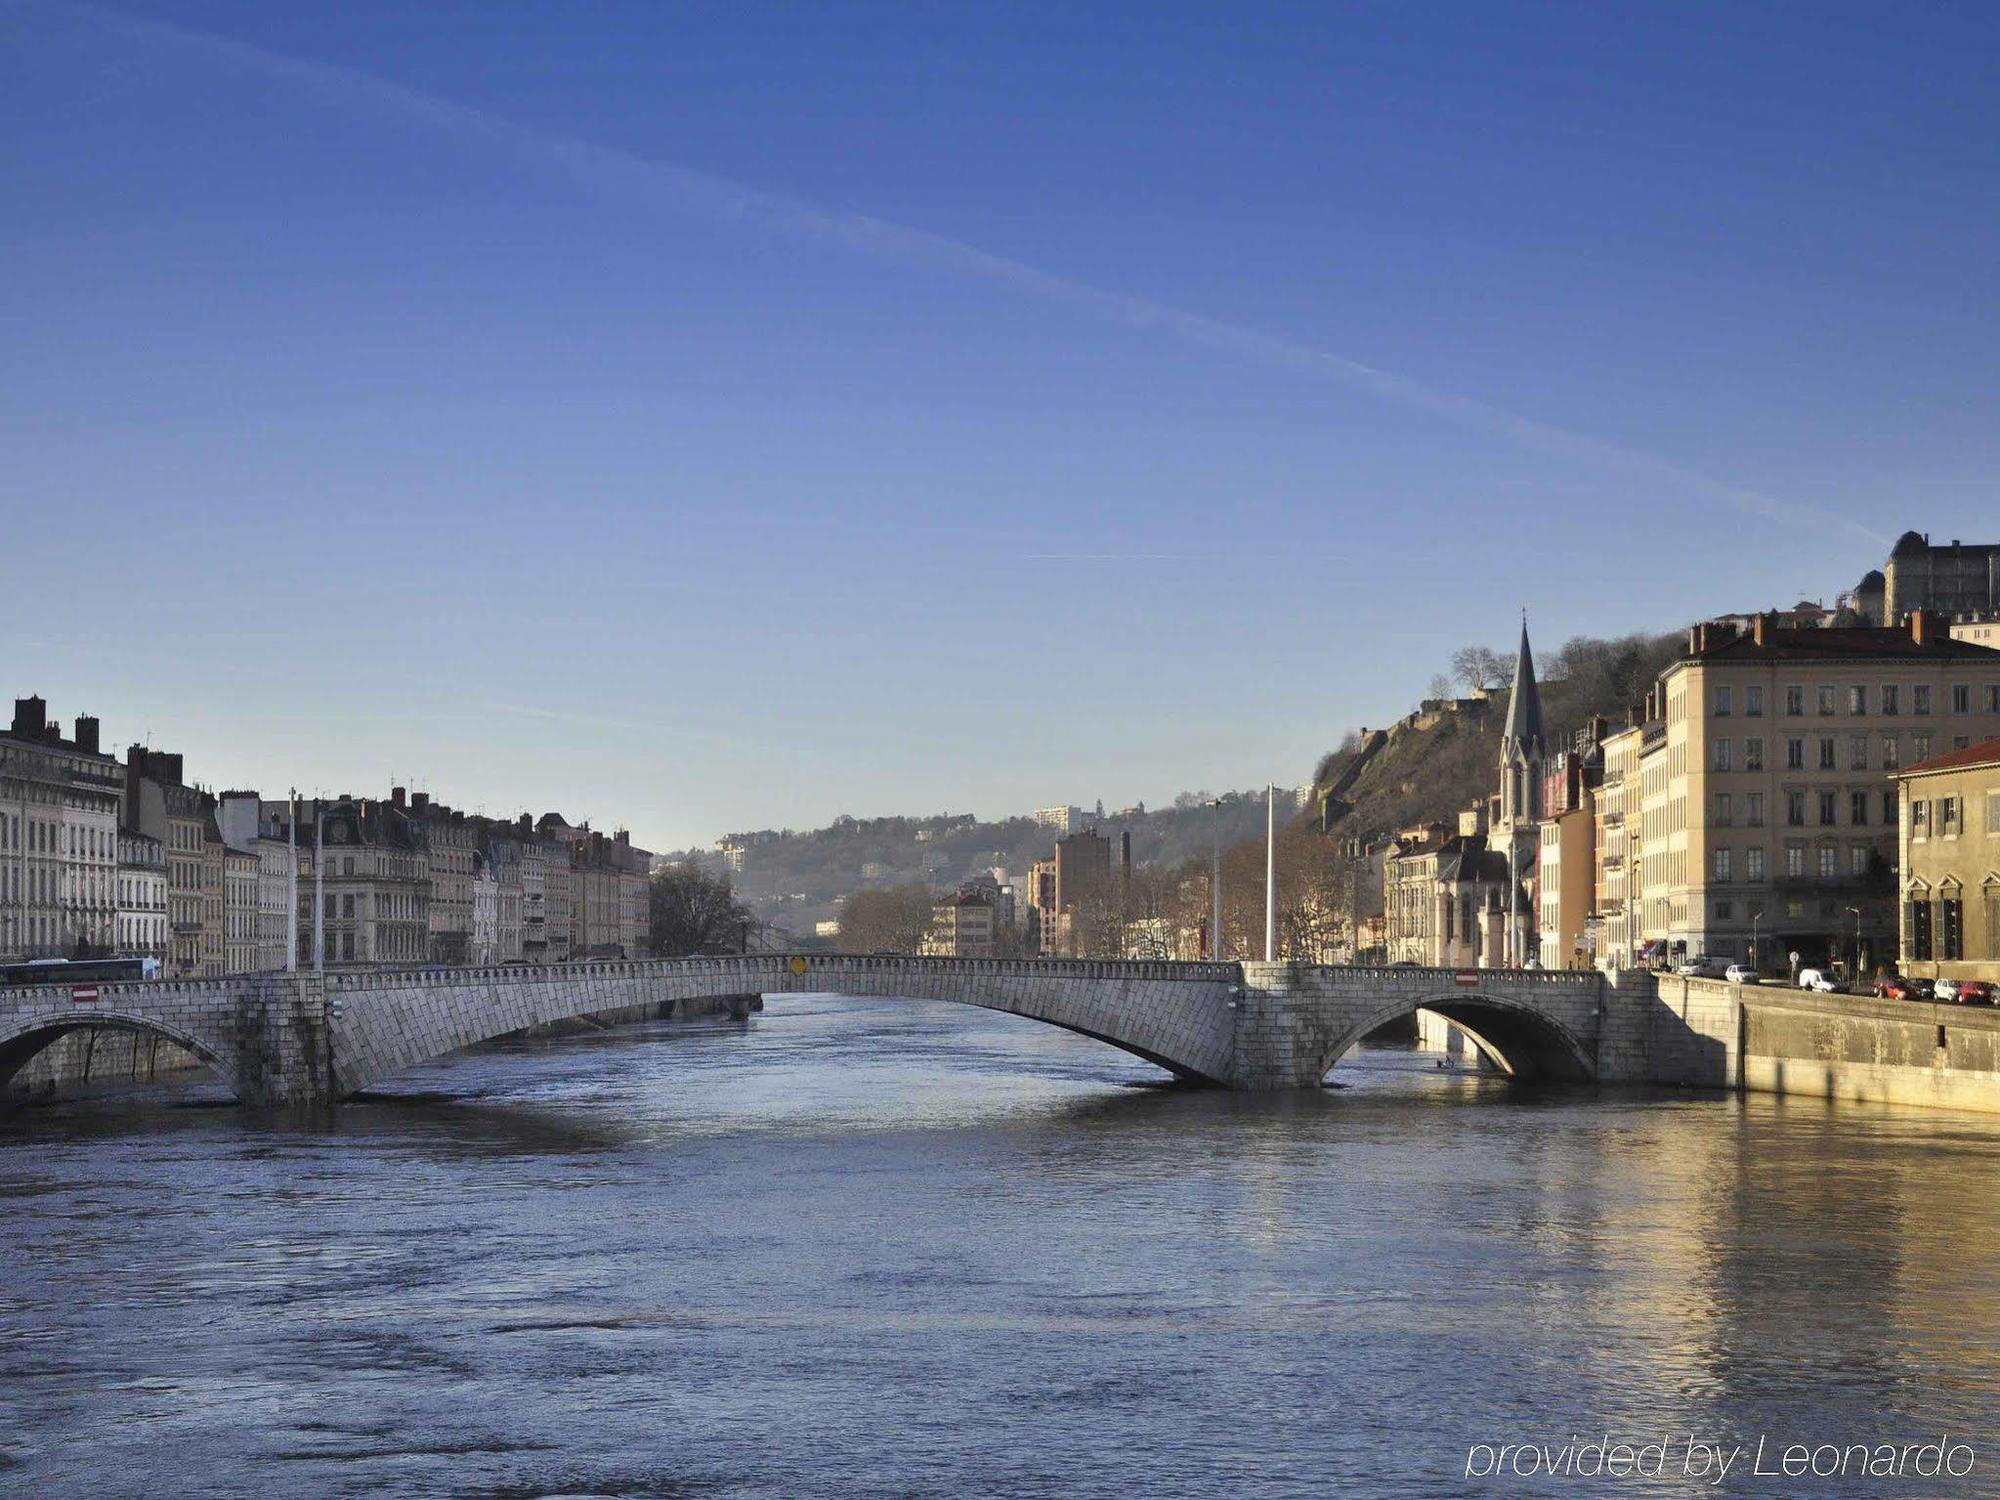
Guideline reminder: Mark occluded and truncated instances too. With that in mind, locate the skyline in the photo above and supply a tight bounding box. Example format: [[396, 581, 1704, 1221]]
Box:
[[6, 2, 1999, 850]]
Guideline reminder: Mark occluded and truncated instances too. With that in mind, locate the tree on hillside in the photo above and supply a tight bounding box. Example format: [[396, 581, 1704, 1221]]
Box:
[[1451, 644, 1510, 691], [649, 862, 758, 956], [836, 884, 935, 955]]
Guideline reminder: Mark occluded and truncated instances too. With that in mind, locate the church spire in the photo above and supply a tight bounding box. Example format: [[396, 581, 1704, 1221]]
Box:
[[1500, 617, 1544, 760]]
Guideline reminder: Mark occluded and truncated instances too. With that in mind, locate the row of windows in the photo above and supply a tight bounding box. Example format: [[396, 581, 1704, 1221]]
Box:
[[1710, 733, 1958, 774], [1907, 895, 2000, 962], [1715, 683, 2000, 718], [1907, 795, 2000, 838], [1710, 843, 1874, 882]]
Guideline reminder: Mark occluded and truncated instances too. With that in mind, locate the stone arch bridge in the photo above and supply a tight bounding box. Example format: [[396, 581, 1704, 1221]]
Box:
[[0, 956, 1663, 1106]]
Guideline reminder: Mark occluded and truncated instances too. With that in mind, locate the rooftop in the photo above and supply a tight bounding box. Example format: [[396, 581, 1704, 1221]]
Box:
[[1898, 736, 2000, 779]]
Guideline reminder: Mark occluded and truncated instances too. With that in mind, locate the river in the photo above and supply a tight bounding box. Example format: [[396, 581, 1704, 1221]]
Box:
[[4, 993, 1999, 1497]]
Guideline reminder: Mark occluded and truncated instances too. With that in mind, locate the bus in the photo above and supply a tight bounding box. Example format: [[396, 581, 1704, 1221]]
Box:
[[0, 956, 161, 987]]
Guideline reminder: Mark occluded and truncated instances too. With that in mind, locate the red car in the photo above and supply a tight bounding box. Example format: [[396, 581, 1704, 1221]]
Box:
[[1874, 976, 1930, 1001], [1953, 980, 1996, 1006]]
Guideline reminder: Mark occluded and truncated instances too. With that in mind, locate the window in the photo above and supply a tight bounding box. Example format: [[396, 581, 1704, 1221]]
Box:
[[1941, 796, 1962, 836], [1849, 735, 1868, 770], [1713, 848, 1733, 881], [1819, 737, 1837, 770], [1851, 845, 1870, 877], [1786, 845, 1806, 878], [1851, 790, 1869, 826], [1745, 738, 1765, 771], [1747, 793, 1765, 826], [1818, 686, 1836, 716], [1952, 684, 1971, 714], [1882, 736, 1900, 770], [1787, 738, 1805, 770], [1909, 899, 1933, 960], [1786, 685, 1805, 716], [1942, 897, 1964, 960], [1819, 790, 1837, 825], [1882, 684, 1900, 716], [1849, 686, 1867, 715], [1989, 791, 2000, 835], [1986, 685, 2000, 714], [1713, 739, 1732, 772], [1746, 847, 1767, 881], [1715, 899, 1735, 922], [1715, 793, 1734, 826], [1914, 685, 1932, 715], [1787, 791, 1807, 826], [1915, 734, 1933, 760], [1818, 846, 1837, 879], [1714, 686, 1732, 717], [1912, 799, 1931, 838], [1746, 685, 1764, 717]]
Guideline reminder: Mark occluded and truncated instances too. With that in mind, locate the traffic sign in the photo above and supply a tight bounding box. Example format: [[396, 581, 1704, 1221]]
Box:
[[789, 956, 809, 976], [70, 985, 100, 1005], [1454, 970, 1479, 987]]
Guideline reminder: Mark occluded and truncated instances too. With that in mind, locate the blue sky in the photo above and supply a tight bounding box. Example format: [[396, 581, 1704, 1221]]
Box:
[[4, 1, 1996, 850]]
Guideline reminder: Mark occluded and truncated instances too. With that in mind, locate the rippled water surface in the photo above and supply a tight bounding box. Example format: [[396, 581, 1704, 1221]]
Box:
[[5, 994, 2000, 1498]]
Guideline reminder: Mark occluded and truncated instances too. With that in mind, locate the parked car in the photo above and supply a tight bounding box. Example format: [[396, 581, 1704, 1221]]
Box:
[[1796, 967, 1841, 993], [1676, 956, 1731, 978], [1933, 978, 1965, 1002], [1874, 975, 1929, 1001], [1952, 980, 1996, 1006], [1724, 964, 1760, 986]]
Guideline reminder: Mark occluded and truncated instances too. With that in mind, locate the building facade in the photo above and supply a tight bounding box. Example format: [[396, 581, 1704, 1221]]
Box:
[[1884, 531, 2000, 624], [0, 699, 121, 960], [1894, 737, 2000, 984], [921, 888, 996, 957], [115, 827, 168, 963], [1635, 613, 2000, 974]]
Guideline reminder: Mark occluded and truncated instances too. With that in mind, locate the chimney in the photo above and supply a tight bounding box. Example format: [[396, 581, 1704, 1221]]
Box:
[[519, 813, 531, 834], [73, 716, 100, 755], [1911, 609, 1937, 645], [411, 791, 428, 812], [1689, 625, 1704, 654], [1120, 830, 1132, 880], [157, 752, 183, 786], [1752, 612, 1773, 646], [11, 696, 46, 739], [391, 785, 407, 809]]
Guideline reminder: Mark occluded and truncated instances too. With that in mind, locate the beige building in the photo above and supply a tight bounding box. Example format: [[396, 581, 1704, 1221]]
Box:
[[411, 793, 474, 964], [1593, 725, 1642, 968], [1383, 808, 1509, 968], [312, 796, 432, 967], [223, 842, 258, 974], [921, 888, 996, 957], [0, 699, 121, 960], [1893, 737, 2000, 983], [1629, 613, 2000, 974]]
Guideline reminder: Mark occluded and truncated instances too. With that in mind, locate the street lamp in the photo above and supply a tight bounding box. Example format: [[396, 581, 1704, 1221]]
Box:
[[1208, 797, 1223, 961], [1846, 906, 1863, 989]]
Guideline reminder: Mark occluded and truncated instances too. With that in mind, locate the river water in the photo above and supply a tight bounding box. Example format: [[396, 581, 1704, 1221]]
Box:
[[4, 994, 2000, 1498]]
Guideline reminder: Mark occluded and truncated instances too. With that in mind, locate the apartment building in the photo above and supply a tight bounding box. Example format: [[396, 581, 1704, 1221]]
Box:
[[1894, 737, 2000, 983], [1594, 725, 1640, 969], [409, 793, 474, 965], [1382, 810, 1508, 967], [218, 791, 292, 973], [1633, 612, 2000, 973], [0, 699, 121, 960], [921, 888, 996, 957], [313, 796, 431, 967], [115, 826, 168, 962], [222, 841, 258, 974]]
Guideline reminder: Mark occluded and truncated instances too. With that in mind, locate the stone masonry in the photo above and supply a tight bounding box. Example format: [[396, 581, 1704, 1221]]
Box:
[[2, 955, 1664, 1106]]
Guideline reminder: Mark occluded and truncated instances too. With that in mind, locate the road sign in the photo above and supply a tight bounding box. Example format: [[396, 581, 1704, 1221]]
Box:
[[70, 985, 100, 1005], [789, 956, 809, 976], [1454, 970, 1479, 987]]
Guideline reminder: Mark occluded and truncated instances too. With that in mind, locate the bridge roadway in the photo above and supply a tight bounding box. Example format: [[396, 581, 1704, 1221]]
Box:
[[0, 954, 1660, 1106]]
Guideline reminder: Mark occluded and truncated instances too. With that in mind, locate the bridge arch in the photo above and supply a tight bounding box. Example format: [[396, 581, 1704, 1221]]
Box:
[[0, 1010, 243, 1101], [1319, 990, 1594, 1084], [330, 956, 1242, 1098]]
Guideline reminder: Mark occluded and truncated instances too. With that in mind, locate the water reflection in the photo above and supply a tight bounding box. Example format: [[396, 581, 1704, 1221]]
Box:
[[3, 993, 1998, 1498]]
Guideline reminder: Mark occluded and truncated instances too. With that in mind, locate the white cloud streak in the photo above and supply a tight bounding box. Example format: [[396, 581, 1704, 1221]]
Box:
[[43, 0, 1886, 546]]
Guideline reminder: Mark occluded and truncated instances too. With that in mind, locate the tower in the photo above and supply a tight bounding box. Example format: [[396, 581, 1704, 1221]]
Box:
[[1490, 619, 1545, 965]]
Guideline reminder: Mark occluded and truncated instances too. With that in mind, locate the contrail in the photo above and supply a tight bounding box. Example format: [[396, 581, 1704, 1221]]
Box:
[[37, 0, 1886, 546]]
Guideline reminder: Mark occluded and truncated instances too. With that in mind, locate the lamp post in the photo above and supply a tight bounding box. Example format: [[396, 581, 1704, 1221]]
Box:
[[1264, 782, 1278, 963], [1208, 797, 1223, 961], [1846, 905, 1863, 990], [1750, 908, 1761, 975]]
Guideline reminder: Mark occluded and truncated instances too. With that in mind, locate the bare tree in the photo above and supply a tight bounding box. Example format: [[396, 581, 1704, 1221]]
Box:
[[836, 884, 934, 954], [1450, 644, 1509, 692], [649, 862, 758, 956]]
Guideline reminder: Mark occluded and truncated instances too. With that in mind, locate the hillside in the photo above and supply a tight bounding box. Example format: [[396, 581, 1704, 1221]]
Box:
[[1310, 631, 1683, 845]]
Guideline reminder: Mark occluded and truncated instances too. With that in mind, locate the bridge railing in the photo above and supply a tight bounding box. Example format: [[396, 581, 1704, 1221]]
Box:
[[320, 954, 1242, 989]]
